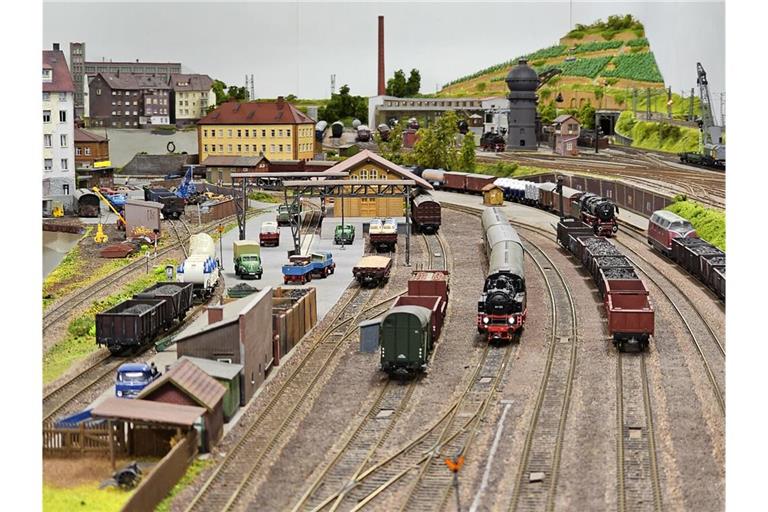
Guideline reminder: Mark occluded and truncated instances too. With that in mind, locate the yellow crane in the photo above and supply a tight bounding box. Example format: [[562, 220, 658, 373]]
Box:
[[91, 187, 128, 244]]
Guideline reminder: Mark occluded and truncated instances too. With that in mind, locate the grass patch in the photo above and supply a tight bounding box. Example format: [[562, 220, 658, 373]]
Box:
[[475, 162, 550, 178], [43, 261, 177, 384], [43, 483, 131, 512], [247, 191, 279, 203], [155, 458, 214, 512], [665, 198, 725, 250], [616, 111, 700, 154]]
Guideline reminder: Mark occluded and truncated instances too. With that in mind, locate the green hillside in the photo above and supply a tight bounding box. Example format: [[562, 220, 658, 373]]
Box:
[[439, 15, 665, 103]]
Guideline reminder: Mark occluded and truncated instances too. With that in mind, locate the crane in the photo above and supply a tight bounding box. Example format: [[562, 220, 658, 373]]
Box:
[[679, 62, 725, 170], [92, 186, 128, 243]]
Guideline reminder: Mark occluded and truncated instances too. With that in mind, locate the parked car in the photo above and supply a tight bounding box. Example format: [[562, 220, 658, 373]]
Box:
[[115, 363, 161, 398]]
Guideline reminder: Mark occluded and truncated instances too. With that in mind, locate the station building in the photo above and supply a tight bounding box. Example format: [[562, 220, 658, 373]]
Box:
[[324, 150, 431, 218]]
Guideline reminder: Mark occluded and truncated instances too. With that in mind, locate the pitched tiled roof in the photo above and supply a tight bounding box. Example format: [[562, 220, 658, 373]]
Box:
[[97, 72, 170, 90], [553, 114, 577, 124], [324, 150, 433, 190], [91, 397, 205, 426], [74, 127, 108, 143], [138, 358, 226, 412], [198, 99, 315, 126], [42, 50, 74, 93], [170, 73, 214, 92]]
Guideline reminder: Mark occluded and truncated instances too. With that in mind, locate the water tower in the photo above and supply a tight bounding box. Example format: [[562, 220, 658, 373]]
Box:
[[505, 59, 539, 150]]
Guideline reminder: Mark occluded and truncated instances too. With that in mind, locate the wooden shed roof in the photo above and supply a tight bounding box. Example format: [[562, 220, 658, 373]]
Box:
[[137, 358, 226, 412], [179, 356, 243, 380], [91, 397, 204, 427]]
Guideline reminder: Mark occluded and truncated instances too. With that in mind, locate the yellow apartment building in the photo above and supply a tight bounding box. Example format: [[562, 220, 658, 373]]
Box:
[[197, 97, 315, 162]]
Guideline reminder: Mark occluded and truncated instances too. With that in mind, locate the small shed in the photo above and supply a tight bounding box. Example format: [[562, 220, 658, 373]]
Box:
[[178, 356, 243, 422], [91, 397, 204, 457], [359, 318, 382, 353], [137, 358, 226, 453], [552, 114, 580, 156], [124, 199, 163, 235], [482, 183, 505, 206]]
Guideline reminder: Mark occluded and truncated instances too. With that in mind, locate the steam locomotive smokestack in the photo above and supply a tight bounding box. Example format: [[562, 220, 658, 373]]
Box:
[[378, 16, 385, 96]]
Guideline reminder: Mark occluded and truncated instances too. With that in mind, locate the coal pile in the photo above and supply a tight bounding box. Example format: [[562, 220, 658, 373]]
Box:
[[595, 256, 632, 268], [675, 237, 708, 247], [709, 256, 725, 266], [228, 283, 260, 298], [152, 284, 182, 295], [285, 288, 309, 299], [690, 245, 723, 256], [603, 268, 638, 280], [587, 243, 622, 257], [122, 304, 155, 315]]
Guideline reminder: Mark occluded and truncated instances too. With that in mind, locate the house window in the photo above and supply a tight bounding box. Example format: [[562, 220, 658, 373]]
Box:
[[278, 144, 283, 152], [218, 129, 223, 137], [43, 92, 50, 102], [244, 144, 249, 152], [44, 134, 52, 147], [228, 129, 233, 137], [270, 144, 275, 152], [227, 144, 233, 152], [261, 144, 266, 153], [566, 142, 573, 151], [59, 110, 67, 122], [112, 91, 116, 96], [44, 159, 52, 170], [42, 68, 52, 81], [204, 145, 208, 152], [75, 147, 81, 156], [43, 110, 51, 123], [286, 129, 291, 137], [278, 129, 283, 137], [203, 129, 208, 137], [133, 111, 138, 115], [271, 129, 275, 137], [84, 147, 91, 156], [237, 129, 242, 137], [61, 158, 68, 170], [60, 134, 67, 147], [211, 145, 216, 152], [245, 129, 249, 137], [62, 184, 70, 195], [96, 88, 101, 96], [286, 144, 291, 153], [261, 129, 266, 137], [237, 144, 242, 152], [218, 144, 223, 152]]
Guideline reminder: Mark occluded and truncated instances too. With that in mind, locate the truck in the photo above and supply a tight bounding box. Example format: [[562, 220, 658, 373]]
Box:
[[260, 221, 280, 247], [115, 363, 161, 399], [310, 251, 336, 278], [233, 240, 263, 279], [282, 255, 314, 284], [335, 224, 356, 245]]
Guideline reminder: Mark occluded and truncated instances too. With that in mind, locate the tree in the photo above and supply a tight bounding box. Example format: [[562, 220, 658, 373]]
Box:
[[386, 69, 408, 97], [577, 103, 596, 129], [285, 94, 298, 102], [374, 123, 405, 164], [538, 102, 557, 125], [405, 69, 421, 96], [227, 86, 249, 101], [318, 84, 367, 123], [212, 79, 228, 104], [458, 132, 476, 172], [411, 111, 462, 170]]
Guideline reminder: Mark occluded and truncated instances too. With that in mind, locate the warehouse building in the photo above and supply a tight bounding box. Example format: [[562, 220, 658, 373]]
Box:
[[324, 150, 432, 218]]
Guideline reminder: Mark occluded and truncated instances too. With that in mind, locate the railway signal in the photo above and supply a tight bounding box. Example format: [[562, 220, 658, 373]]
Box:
[[445, 454, 465, 511]]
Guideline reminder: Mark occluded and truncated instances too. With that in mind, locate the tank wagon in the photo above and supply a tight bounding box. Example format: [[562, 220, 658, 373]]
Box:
[[411, 193, 442, 234], [96, 282, 194, 355], [477, 208, 526, 342], [557, 219, 654, 351], [331, 121, 344, 138], [379, 270, 450, 376], [369, 218, 398, 252], [177, 233, 219, 298], [315, 120, 328, 142], [356, 125, 372, 142], [577, 192, 619, 236], [421, 169, 445, 188], [377, 124, 391, 141]]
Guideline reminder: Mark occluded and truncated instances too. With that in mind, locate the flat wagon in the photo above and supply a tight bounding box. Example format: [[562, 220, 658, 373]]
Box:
[[353, 255, 392, 288]]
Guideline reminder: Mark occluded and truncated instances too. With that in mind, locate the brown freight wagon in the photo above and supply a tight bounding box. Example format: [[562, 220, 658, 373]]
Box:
[[538, 182, 557, 210], [556, 218, 593, 249], [408, 270, 450, 304], [411, 193, 442, 234], [465, 174, 496, 194], [602, 276, 654, 351], [443, 172, 469, 192], [393, 295, 446, 342]]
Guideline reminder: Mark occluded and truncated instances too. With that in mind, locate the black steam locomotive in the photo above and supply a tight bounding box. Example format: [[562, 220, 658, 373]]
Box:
[[578, 192, 619, 237], [480, 131, 506, 152]]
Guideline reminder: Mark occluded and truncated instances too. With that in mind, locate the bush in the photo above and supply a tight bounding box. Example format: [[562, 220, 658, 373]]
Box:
[[665, 200, 725, 250]]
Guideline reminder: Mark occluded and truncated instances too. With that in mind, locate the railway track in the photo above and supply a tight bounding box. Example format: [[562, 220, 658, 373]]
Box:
[[185, 287, 406, 512], [43, 279, 224, 423], [43, 208, 264, 333], [289, 232, 448, 512], [616, 353, 663, 512]]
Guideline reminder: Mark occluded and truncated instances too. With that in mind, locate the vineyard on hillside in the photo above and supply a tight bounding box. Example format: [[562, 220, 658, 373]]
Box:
[[602, 52, 664, 82]]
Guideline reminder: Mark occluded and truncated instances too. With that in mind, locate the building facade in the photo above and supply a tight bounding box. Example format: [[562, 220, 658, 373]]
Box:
[[325, 150, 432, 218], [88, 73, 170, 127], [197, 98, 315, 162], [74, 127, 110, 168], [368, 95, 485, 128], [169, 74, 215, 125], [69, 42, 86, 120], [552, 114, 580, 156], [43, 44, 76, 198]]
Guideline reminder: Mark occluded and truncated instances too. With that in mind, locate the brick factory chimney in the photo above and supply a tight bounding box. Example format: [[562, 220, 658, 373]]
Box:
[[53, 43, 60, 51], [378, 16, 385, 96], [207, 305, 224, 324]]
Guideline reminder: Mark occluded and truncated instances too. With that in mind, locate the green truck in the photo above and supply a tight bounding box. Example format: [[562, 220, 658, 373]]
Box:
[[233, 240, 263, 279], [334, 224, 356, 245]]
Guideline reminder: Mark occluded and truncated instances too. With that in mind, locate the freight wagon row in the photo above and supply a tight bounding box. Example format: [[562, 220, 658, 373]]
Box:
[[418, 169, 619, 237], [557, 218, 654, 351], [647, 210, 725, 300]]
